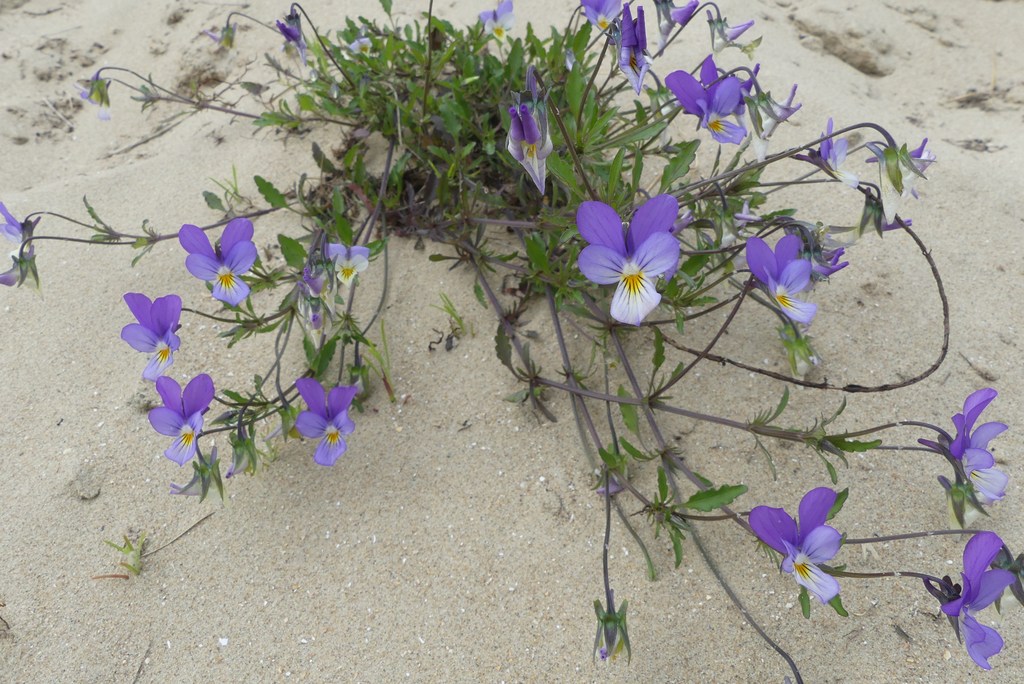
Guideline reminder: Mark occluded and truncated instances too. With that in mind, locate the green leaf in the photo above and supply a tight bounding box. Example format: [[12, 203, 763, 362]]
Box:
[[651, 327, 665, 373], [203, 191, 225, 212], [619, 437, 646, 461], [617, 385, 639, 435], [313, 337, 338, 377], [473, 282, 487, 309], [828, 488, 849, 521], [525, 233, 549, 273], [495, 324, 514, 374], [682, 484, 747, 512], [379, 0, 392, 14], [659, 140, 700, 192], [312, 142, 337, 174], [671, 529, 684, 568], [254, 175, 287, 208], [825, 437, 882, 453], [277, 234, 306, 270], [799, 587, 811, 619], [828, 594, 849, 617], [657, 466, 668, 501]]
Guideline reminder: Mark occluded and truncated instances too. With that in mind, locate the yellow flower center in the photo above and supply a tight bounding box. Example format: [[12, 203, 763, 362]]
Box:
[[156, 344, 171, 363], [494, 27, 505, 38], [598, 17, 609, 30], [524, 142, 537, 159], [325, 427, 341, 445], [621, 271, 645, 296], [180, 429, 195, 447], [708, 117, 725, 134], [341, 266, 356, 282], [217, 271, 236, 289], [775, 291, 793, 310], [793, 560, 812, 581]]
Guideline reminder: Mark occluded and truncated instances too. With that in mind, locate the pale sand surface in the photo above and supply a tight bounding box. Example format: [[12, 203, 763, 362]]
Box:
[[2, 0, 1023, 681]]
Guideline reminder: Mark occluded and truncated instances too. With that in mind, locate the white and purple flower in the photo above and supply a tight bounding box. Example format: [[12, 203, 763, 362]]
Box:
[[325, 243, 370, 287], [576, 195, 680, 326], [148, 374, 214, 465], [745, 234, 817, 325], [120, 293, 182, 381], [295, 377, 358, 466], [617, 2, 651, 94], [480, 0, 514, 39], [666, 56, 747, 145], [581, 0, 621, 31], [749, 487, 843, 604], [179, 218, 258, 307], [950, 388, 1009, 505]]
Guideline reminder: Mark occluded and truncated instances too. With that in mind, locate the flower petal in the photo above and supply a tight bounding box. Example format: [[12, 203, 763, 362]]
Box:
[[744, 237, 777, 283], [800, 524, 841, 565], [182, 374, 214, 417], [295, 377, 327, 419], [327, 385, 359, 419], [223, 240, 257, 275], [748, 505, 797, 554], [961, 614, 1004, 670], [964, 447, 995, 472], [178, 224, 216, 258], [963, 531, 1004, 584], [121, 323, 159, 352], [313, 436, 347, 466], [609, 272, 660, 326], [971, 568, 1016, 612], [155, 376, 182, 410], [665, 69, 706, 116], [777, 258, 811, 294], [148, 406, 185, 436], [186, 253, 223, 281], [776, 292, 817, 325], [142, 349, 174, 381], [295, 410, 328, 439], [798, 487, 837, 536], [631, 232, 680, 280], [220, 218, 254, 255], [970, 422, 1008, 450], [577, 201, 626, 253], [578, 244, 626, 285], [123, 292, 153, 328], [626, 195, 678, 253], [970, 467, 1009, 504], [793, 558, 840, 604], [212, 272, 250, 307], [150, 294, 182, 334]]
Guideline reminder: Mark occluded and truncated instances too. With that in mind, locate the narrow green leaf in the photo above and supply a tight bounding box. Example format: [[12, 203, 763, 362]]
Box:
[[652, 327, 665, 373], [799, 587, 811, 619], [828, 488, 849, 521], [828, 594, 849, 617], [659, 140, 700, 192], [495, 324, 514, 374], [657, 466, 668, 501], [617, 385, 639, 435], [312, 142, 337, 174], [825, 437, 882, 453], [682, 484, 748, 512]]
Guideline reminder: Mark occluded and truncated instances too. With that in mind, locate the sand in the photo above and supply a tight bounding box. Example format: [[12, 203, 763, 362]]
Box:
[[2, 0, 1023, 681]]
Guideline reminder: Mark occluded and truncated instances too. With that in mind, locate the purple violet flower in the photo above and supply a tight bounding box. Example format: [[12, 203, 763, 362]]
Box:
[[148, 374, 214, 465], [582, 0, 621, 31], [294, 377, 358, 466], [121, 293, 182, 381], [938, 532, 1016, 670], [325, 243, 370, 287], [950, 389, 1009, 504], [0, 202, 33, 287], [204, 21, 237, 49], [746, 83, 801, 162], [707, 11, 755, 51], [816, 118, 859, 187], [749, 487, 842, 604], [348, 36, 372, 56], [577, 195, 680, 326], [617, 3, 651, 94], [179, 218, 258, 306], [78, 71, 111, 121], [480, 0, 514, 39], [666, 57, 747, 145], [745, 234, 817, 325], [652, 1, 697, 52], [276, 11, 307, 64]]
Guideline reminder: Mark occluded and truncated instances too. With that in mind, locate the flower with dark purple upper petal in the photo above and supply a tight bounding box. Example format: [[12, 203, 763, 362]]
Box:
[[294, 377, 358, 466], [933, 532, 1015, 670], [179, 218, 258, 306], [745, 235, 817, 325], [706, 11, 755, 51], [617, 2, 650, 94], [749, 487, 842, 604], [480, 0, 514, 39], [121, 293, 182, 381], [669, 0, 699, 26], [505, 66, 553, 193], [576, 195, 680, 326], [796, 118, 859, 188], [582, 0, 621, 30], [950, 389, 1009, 505], [276, 10, 307, 64], [666, 57, 747, 144], [148, 374, 214, 465]]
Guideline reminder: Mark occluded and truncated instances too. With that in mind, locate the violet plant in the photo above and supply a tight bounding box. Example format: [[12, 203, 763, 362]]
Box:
[[4, 0, 1019, 678]]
